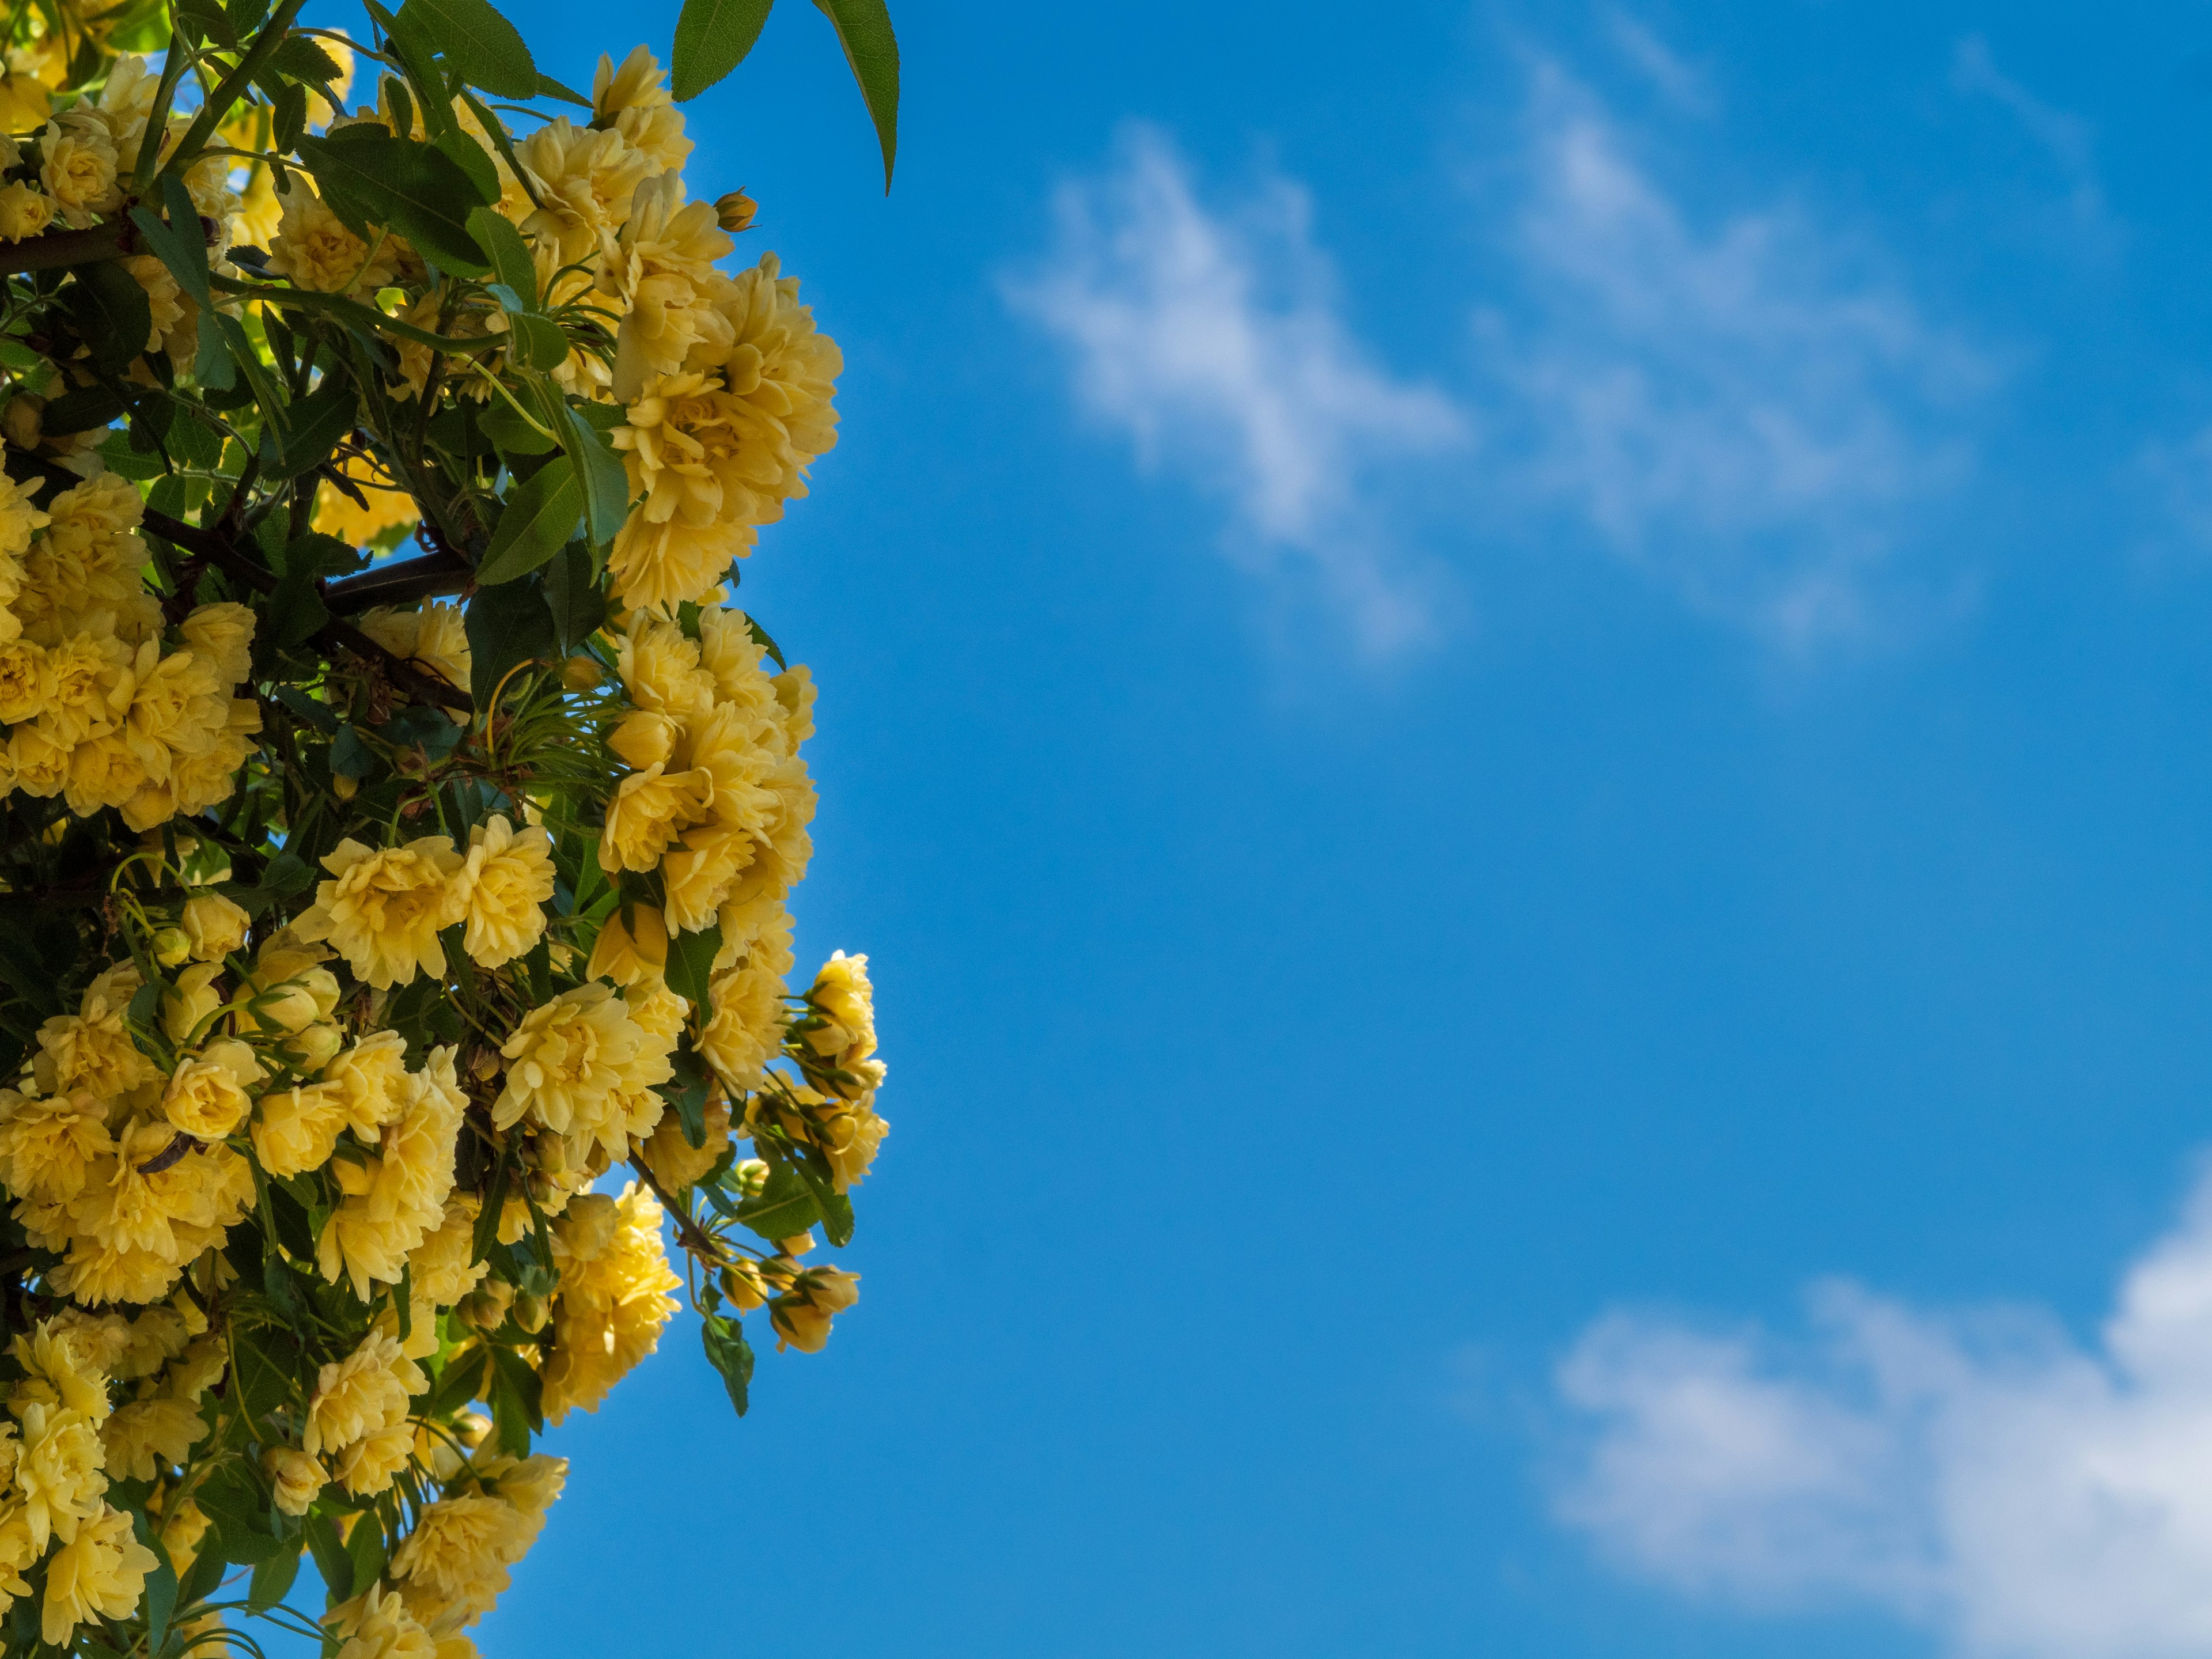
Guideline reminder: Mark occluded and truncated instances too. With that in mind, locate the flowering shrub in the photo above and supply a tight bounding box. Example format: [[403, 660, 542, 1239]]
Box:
[[0, 0, 899, 1650]]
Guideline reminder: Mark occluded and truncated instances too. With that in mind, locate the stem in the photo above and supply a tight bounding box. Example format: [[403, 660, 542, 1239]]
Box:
[[0, 222, 134, 272], [130, 33, 197, 193], [162, 0, 313, 181]]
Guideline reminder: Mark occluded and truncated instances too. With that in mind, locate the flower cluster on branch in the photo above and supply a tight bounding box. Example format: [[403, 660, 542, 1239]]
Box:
[[0, 0, 902, 1651]]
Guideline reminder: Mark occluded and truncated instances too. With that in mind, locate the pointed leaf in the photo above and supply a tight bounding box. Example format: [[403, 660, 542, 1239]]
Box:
[[296, 132, 493, 275], [478, 456, 582, 584], [811, 0, 899, 189], [399, 0, 539, 97], [68, 262, 152, 375], [467, 204, 536, 301], [671, 0, 776, 103]]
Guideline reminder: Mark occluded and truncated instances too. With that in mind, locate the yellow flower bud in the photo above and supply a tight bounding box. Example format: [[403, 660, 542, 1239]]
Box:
[[264, 1446, 325, 1517], [714, 189, 757, 232], [459, 1282, 514, 1331], [2, 395, 39, 449], [180, 892, 251, 963], [151, 928, 190, 968], [332, 772, 359, 801], [560, 654, 604, 690], [512, 1293, 548, 1334]]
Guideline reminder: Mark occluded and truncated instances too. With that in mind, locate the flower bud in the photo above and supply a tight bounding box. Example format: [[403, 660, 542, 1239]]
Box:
[[733, 1158, 768, 1199], [152, 928, 191, 968], [718, 1259, 768, 1312], [511, 1292, 549, 1334], [3, 395, 40, 449], [456, 1410, 491, 1448], [777, 1232, 815, 1257], [769, 1267, 861, 1354], [714, 189, 757, 232], [286, 1021, 344, 1074], [180, 892, 251, 963], [264, 1446, 325, 1516], [332, 772, 358, 801], [459, 1281, 514, 1331], [560, 655, 603, 691]]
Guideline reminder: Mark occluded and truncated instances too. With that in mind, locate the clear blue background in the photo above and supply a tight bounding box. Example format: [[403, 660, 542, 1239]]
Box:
[[322, 2, 2212, 1653]]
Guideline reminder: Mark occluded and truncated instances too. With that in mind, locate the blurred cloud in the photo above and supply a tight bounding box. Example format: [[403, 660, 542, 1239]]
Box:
[[1951, 36, 2112, 239], [1003, 124, 1467, 656], [1603, 9, 1711, 114], [1555, 1161, 2212, 1658], [1492, 65, 1994, 650]]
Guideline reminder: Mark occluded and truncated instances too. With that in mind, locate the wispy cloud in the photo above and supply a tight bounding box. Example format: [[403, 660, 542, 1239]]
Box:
[[1951, 36, 2111, 238], [1555, 1161, 2212, 1658], [1493, 65, 1994, 650], [1003, 124, 1467, 655], [1603, 9, 1710, 114]]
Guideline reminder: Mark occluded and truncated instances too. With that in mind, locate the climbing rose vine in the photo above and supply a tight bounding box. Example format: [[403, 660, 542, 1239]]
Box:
[[0, 0, 899, 1650]]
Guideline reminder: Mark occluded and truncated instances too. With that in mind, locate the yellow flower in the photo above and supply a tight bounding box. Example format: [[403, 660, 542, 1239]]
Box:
[[265, 1445, 326, 1516], [324, 1029, 411, 1139], [494, 983, 673, 1165], [805, 951, 880, 1084], [0, 637, 41, 718], [16, 1402, 105, 1548], [100, 1397, 203, 1480], [179, 601, 256, 688], [585, 903, 666, 987], [268, 178, 400, 293], [0, 180, 52, 241], [388, 1494, 532, 1629], [516, 116, 651, 268], [179, 892, 249, 961], [359, 600, 471, 697], [251, 1081, 348, 1176], [599, 762, 714, 874], [0, 1089, 112, 1206], [408, 1196, 488, 1305], [770, 1265, 861, 1354], [615, 613, 715, 716], [317, 1048, 466, 1297], [601, 172, 734, 390], [335, 1584, 440, 1659], [819, 1096, 889, 1192], [699, 956, 787, 1092], [161, 1039, 262, 1140], [541, 1183, 680, 1422], [314, 453, 422, 546], [39, 1504, 153, 1647], [333, 1420, 414, 1497], [456, 815, 554, 968], [37, 119, 117, 227], [0, 73, 51, 131], [303, 1331, 422, 1457], [292, 836, 467, 988]]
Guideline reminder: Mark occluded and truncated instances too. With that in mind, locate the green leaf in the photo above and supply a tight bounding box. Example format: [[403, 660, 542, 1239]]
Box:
[[344, 1507, 387, 1595], [464, 575, 558, 708], [435, 128, 501, 206], [555, 400, 631, 544], [175, 0, 237, 47], [671, 0, 776, 103], [247, 1541, 301, 1612], [425, 1344, 490, 1418], [193, 312, 235, 392], [178, 1529, 228, 1606], [729, 1158, 820, 1243], [271, 78, 308, 150], [68, 262, 153, 375], [399, 0, 539, 97], [230, 1325, 295, 1429], [700, 1313, 753, 1415], [536, 71, 591, 105], [303, 1513, 353, 1603], [509, 310, 569, 372], [275, 377, 358, 478], [542, 538, 605, 652], [127, 181, 211, 310], [480, 395, 557, 456], [37, 383, 123, 435], [295, 133, 494, 276], [467, 204, 536, 300], [269, 33, 342, 82], [477, 455, 582, 584], [664, 919, 722, 1009], [747, 615, 787, 669], [489, 1344, 543, 1453], [265, 570, 329, 648], [134, 1520, 178, 1650], [812, 0, 900, 190]]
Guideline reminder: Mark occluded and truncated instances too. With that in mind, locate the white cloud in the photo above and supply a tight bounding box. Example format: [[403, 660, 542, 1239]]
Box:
[[1603, 9, 1711, 114], [1555, 1161, 2212, 1658], [1004, 124, 1466, 656], [1951, 36, 2111, 237], [1495, 65, 1994, 649]]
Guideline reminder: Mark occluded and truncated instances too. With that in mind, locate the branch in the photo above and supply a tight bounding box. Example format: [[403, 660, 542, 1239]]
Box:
[[323, 548, 472, 614], [142, 508, 476, 715], [0, 222, 134, 273]]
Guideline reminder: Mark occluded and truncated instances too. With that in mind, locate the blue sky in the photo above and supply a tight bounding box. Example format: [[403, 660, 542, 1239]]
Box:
[[322, 2, 2212, 1654]]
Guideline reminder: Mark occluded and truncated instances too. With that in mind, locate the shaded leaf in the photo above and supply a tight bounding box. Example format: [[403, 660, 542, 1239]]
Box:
[[275, 376, 358, 478], [664, 920, 722, 1009], [67, 262, 151, 375], [296, 132, 493, 276], [477, 455, 582, 584], [247, 1542, 301, 1612], [464, 575, 558, 709], [729, 1158, 820, 1243], [671, 0, 776, 103], [701, 1313, 753, 1415], [467, 204, 536, 300]]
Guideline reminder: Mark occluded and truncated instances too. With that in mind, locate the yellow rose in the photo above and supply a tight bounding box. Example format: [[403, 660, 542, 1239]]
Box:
[[0, 181, 53, 243], [263, 1446, 325, 1516], [162, 1040, 261, 1140], [178, 892, 248, 963], [36, 120, 117, 228], [290, 836, 465, 989]]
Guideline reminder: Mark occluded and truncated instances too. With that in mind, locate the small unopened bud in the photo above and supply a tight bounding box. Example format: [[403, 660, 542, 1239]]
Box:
[[289, 1021, 344, 1073], [456, 1410, 491, 1448], [718, 1259, 768, 1312], [469, 1047, 502, 1083], [733, 1158, 768, 1199], [332, 772, 359, 801], [714, 190, 757, 233], [3, 395, 40, 449], [511, 1291, 549, 1334], [520, 1131, 569, 1173], [151, 928, 191, 968], [560, 655, 603, 691], [459, 1281, 514, 1331], [777, 1231, 815, 1257]]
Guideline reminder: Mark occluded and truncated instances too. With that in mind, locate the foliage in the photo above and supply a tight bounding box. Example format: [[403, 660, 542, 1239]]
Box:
[[0, 0, 896, 1651]]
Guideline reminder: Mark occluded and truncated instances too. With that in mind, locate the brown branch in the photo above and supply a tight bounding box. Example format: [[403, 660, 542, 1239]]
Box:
[[0, 222, 134, 273], [323, 548, 473, 614], [142, 507, 476, 715]]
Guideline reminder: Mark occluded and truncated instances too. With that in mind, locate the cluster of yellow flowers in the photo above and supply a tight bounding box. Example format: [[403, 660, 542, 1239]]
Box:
[[0, 0, 897, 1647], [0, 468, 257, 828]]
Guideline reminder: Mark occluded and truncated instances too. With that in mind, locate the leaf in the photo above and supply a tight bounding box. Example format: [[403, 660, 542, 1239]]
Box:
[[67, 262, 153, 375], [477, 455, 582, 584], [509, 310, 569, 372], [230, 1324, 296, 1429], [537, 71, 591, 105], [265, 570, 329, 649], [271, 78, 308, 150], [37, 383, 124, 435], [399, 0, 539, 97], [193, 312, 235, 392], [295, 133, 494, 276], [664, 920, 722, 1009], [344, 1507, 388, 1595], [555, 400, 631, 545], [275, 376, 358, 478], [134, 1520, 178, 1651], [178, 1531, 228, 1606], [729, 1158, 820, 1243], [700, 1313, 754, 1415], [282, 531, 367, 579], [480, 395, 556, 456], [786, 1152, 855, 1246], [270, 33, 342, 82], [425, 1344, 490, 1417], [671, 0, 777, 103], [747, 614, 787, 669], [303, 1514, 353, 1603], [435, 128, 501, 206], [127, 180, 211, 309], [247, 1542, 301, 1612], [467, 204, 536, 300], [542, 538, 605, 652], [812, 0, 900, 190], [489, 1344, 543, 1453], [463, 575, 558, 708], [329, 725, 376, 780]]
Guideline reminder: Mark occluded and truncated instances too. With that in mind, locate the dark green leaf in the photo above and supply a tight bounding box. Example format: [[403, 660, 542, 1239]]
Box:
[[329, 725, 376, 779], [536, 71, 590, 105], [400, 0, 539, 97], [344, 1507, 387, 1593], [68, 263, 153, 375], [729, 1158, 820, 1243], [134, 1519, 177, 1650], [231, 1325, 296, 1428], [247, 1541, 301, 1612], [812, 0, 900, 189], [228, 0, 272, 33], [664, 920, 722, 1009], [480, 395, 557, 456], [426, 1344, 490, 1417], [193, 312, 235, 391], [700, 1313, 753, 1414], [303, 1513, 353, 1603], [477, 454, 582, 584], [178, 1529, 228, 1605], [507, 310, 567, 371], [786, 1151, 855, 1246], [275, 377, 358, 478], [295, 133, 494, 276], [282, 532, 367, 579], [671, 0, 776, 102], [489, 1343, 542, 1453], [435, 128, 501, 205], [175, 0, 237, 47], [552, 401, 631, 546], [270, 33, 342, 82], [542, 539, 605, 652], [271, 79, 308, 151], [128, 182, 211, 310], [37, 382, 123, 435], [467, 204, 536, 300], [463, 575, 558, 708], [747, 615, 786, 669], [265, 570, 329, 648]]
